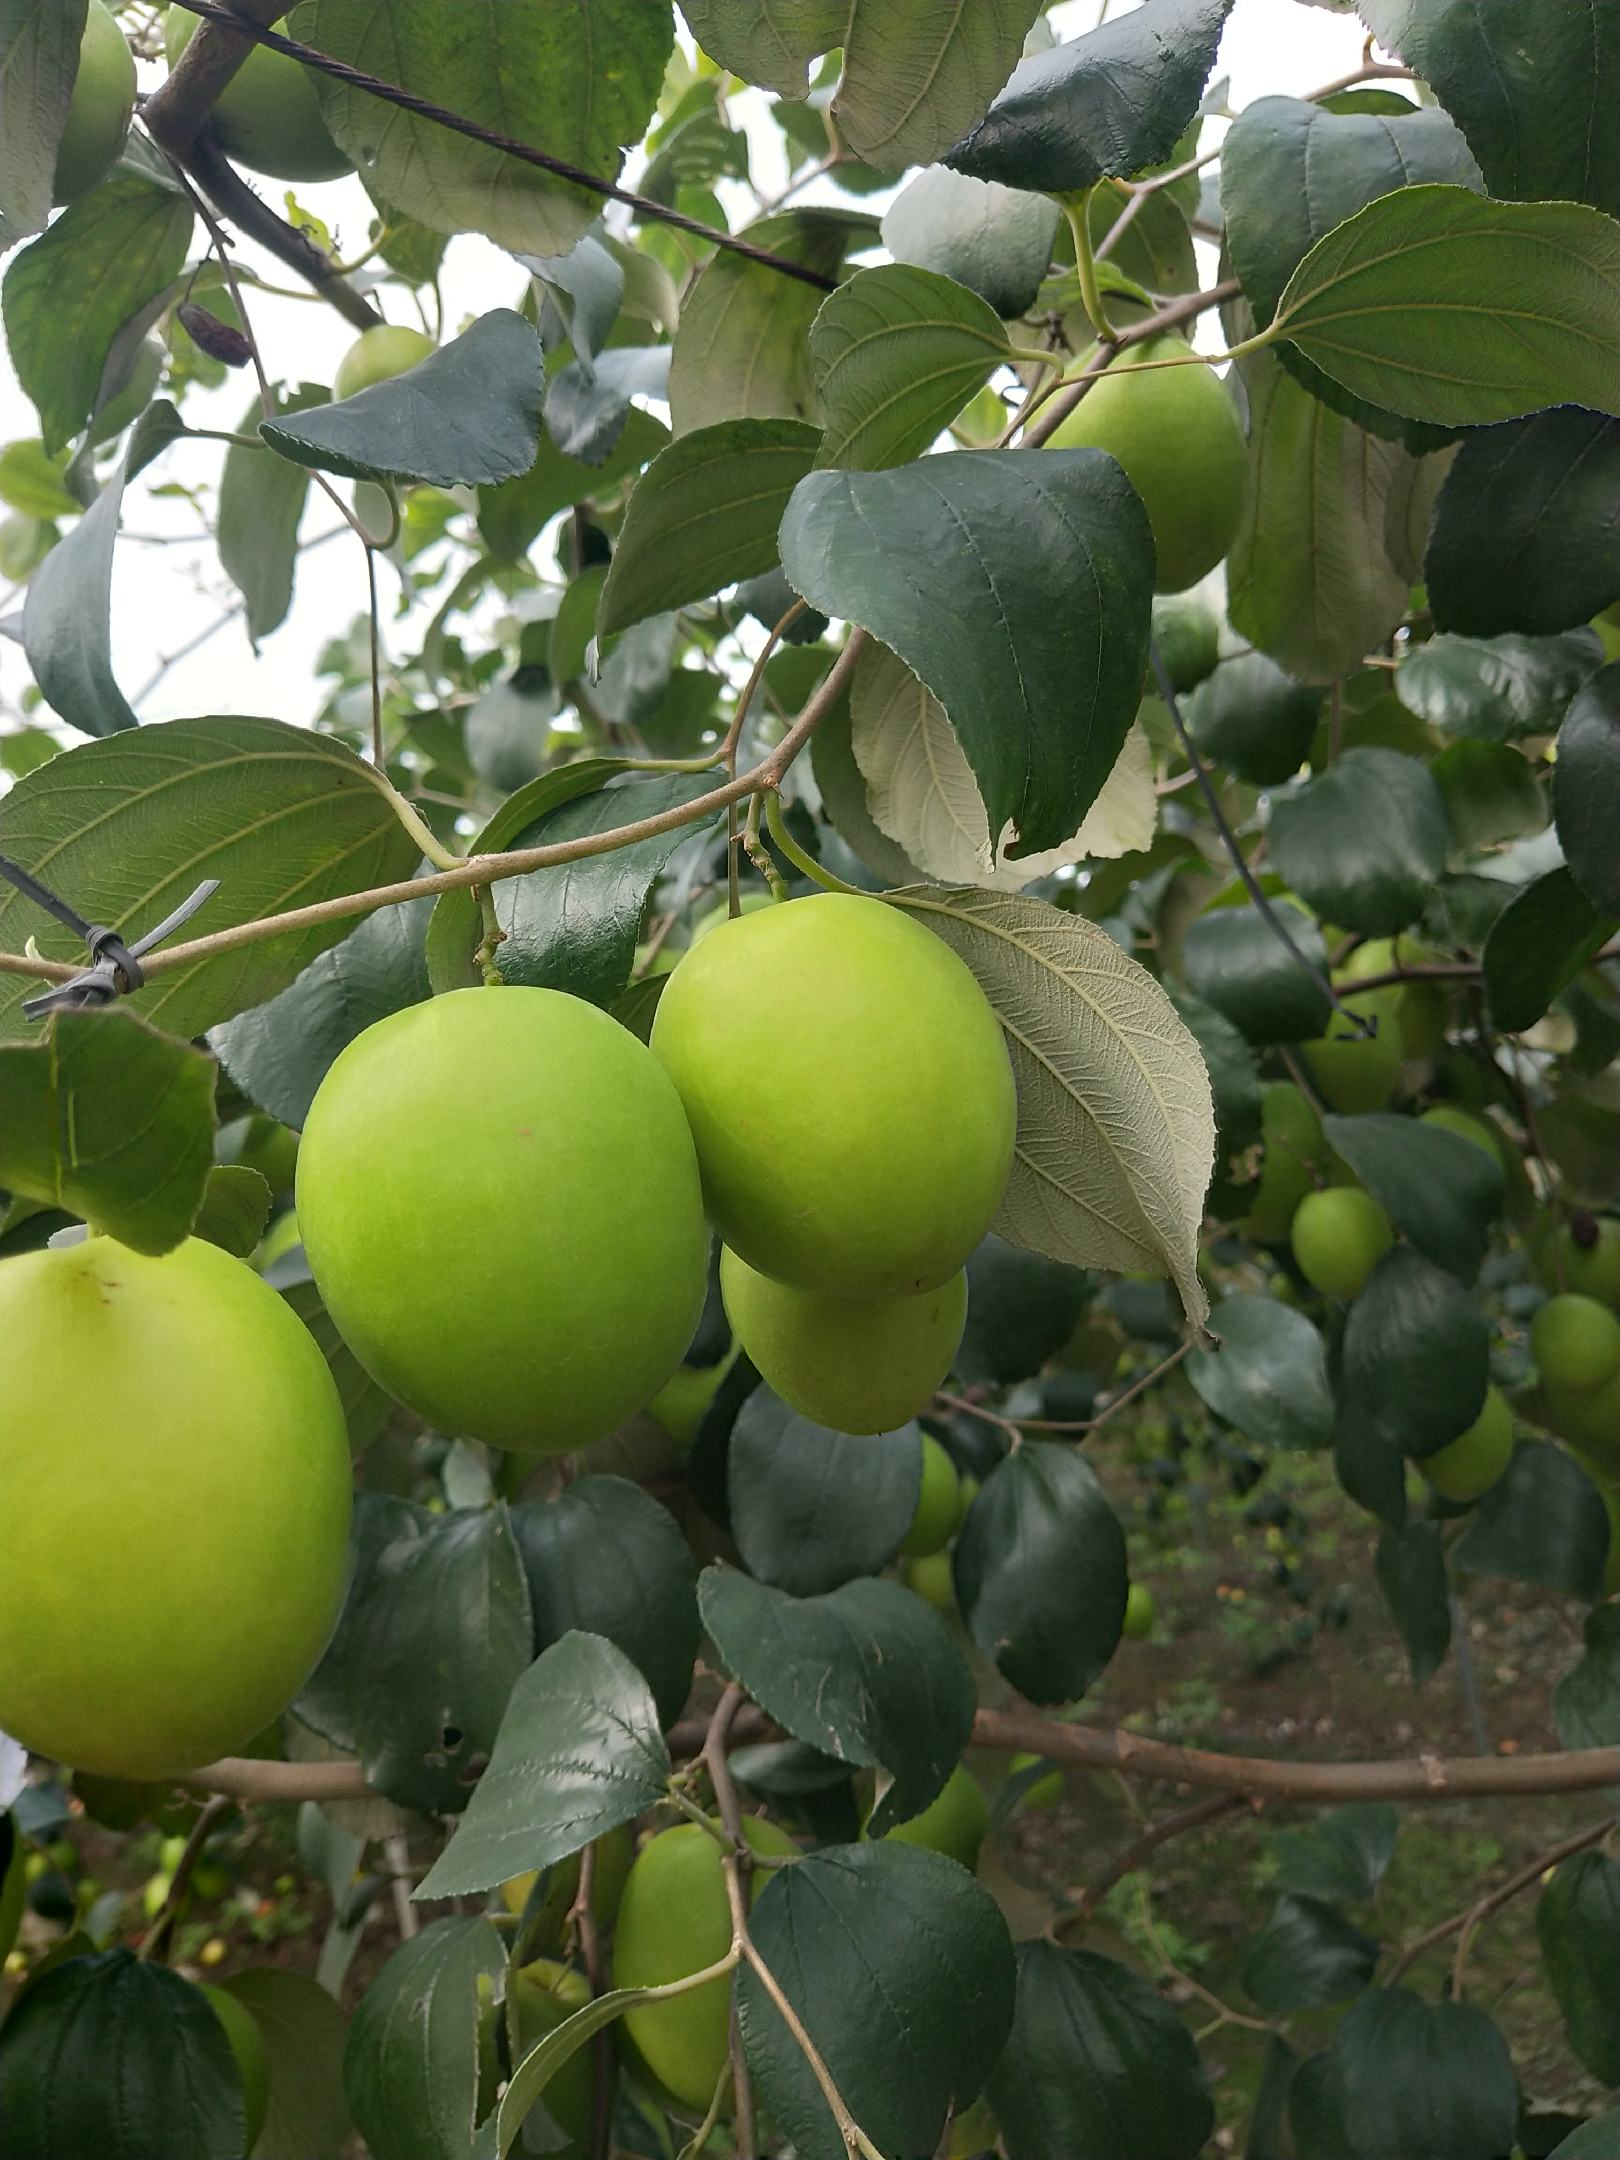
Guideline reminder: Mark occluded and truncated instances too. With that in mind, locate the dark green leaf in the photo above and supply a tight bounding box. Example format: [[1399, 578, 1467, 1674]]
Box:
[[262, 311, 542, 490], [1323, 1112, 1504, 1282], [953, 1443, 1127, 1702], [218, 386, 325, 643], [214, 899, 432, 1132], [596, 417, 820, 637], [296, 1500, 533, 1813], [343, 1917, 506, 2160], [1169, 987, 1264, 1160], [192, 1164, 272, 1258], [1270, 1802, 1398, 1905], [0, 1010, 215, 1254], [1187, 1294, 1334, 1449], [0, 0, 88, 245], [1327, 1987, 1518, 2160], [508, 1475, 700, 1730], [1248, 2037, 1301, 2160], [986, 1942, 1215, 2160], [809, 680, 925, 885], [1243, 1893, 1379, 2012], [739, 1842, 1016, 2160], [1551, 2115, 1620, 2160], [946, 0, 1234, 195], [2, 173, 191, 452], [727, 1391, 921, 1596], [1268, 750, 1449, 937], [1537, 1853, 1620, 2084], [1455, 1440, 1610, 1601], [276, 1271, 395, 1454], [958, 1233, 1091, 1388], [1357, 0, 1619, 215], [219, 1969, 351, 2160], [1483, 866, 1616, 1033], [1376, 1522, 1452, 1684], [698, 1567, 975, 1836], [1432, 739, 1548, 854], [416, 1633, 669, 1900], [881, 165, 1060, 319], [1341, 1245, 1489, 1459], [1181, 901, 1333, 1044], [1289, 2050, 1354, 2160], [781, 453, 1153, 855], [1555, 1605, 1620, 1752], [810, 264, 1011, 472], [0, 1949, 245, 2160], [1427, 411, 1620, 638], [477, 405, 668, 559], [1184, 650, 1324, 785], [20, 437, 135, 735], [1396, 629, 1601, 742], [1271, 187, 1620, 428], [1554, 661, 1620, 917]]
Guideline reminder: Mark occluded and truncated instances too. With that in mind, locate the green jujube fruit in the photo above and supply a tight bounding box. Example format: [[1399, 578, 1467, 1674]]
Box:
[[0, 1237, 351, 1780], [1532, 1295, 1620, 1395], [1290, 1187, 1395, 1301], [1537, 1217, 1620, 1310], [499, 1823, 635, 1943], [614, 1816, 800, 2111], [872, 1764, 988, 1871], [332, 325, 438, 400], [1418, 1384, 1514, 1503], [720, 1248, 967, 1435], [1240, 1081, 1326, 1241], [165, 11, 354, 181], [53, 1, 136, 203], [651, 894, 1016, 1297], [507, 1960, 593, 2140], [1122, 1581, 1156, 1639], [1549, 1367, 1620, 1475], [298, 988, 708, 1454], [902, 1433, 963, 1558]]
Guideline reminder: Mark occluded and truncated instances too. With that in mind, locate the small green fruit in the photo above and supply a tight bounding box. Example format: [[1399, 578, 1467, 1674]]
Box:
[[1149, 592, 1221, 692], [871, 1764, 987, 1871], [165, 10, 353, 181], [901, 1434, 962, 1559], [904, 1550, 956, 1612], [1300, 990, 1404, 1114], [644, 1343, 738, 1450], [689, 890, 776, 943], [53, 1, 136, 203], [1548, 1367, 1620, 1476], [499, 1824, 634, 1946], [1290, 1187, 1394, 1301], [1122, 1581, 1156, 1640], [1420, 1104, 1506, 1167], [332, 325, 438, 401], [1418, 1385, 1513, 1503], [1010, 1753, 1062, 1811], [1532, 1295, 1620, 1395], [199, 1983, 270, 2151], [720, 1248, 967, 1435], [507, 1961, 593, 2141], [1240, 1081, 1326, 1242], [1537, 1217, 1620, 1311]]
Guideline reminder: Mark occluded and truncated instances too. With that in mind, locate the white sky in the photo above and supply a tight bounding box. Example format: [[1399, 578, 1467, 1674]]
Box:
[[0, 0, 1374, 743]]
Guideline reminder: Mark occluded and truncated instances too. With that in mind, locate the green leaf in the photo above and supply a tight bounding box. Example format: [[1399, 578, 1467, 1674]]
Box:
[[477, 404, 668, 559], [986, 1942, 1215, 2160], [889, 888, 1214, 1333], [218, 385, 325, 643], [1396, 628, 1601, 742], [261, 310, 542, 489], [0, 439, 79, 520], [508, 1475, 700, 1731], [1483, 866, 1617, 1033], [684, 0, 1040, 169], [0, 716, 421, 1043], [1326, 1987, 1517, 2160], [276, 1271, 394, 1455], [954, 1443, 1127, 1702], [1184, 650, 1324, 787], [1340, 1245, 1489, 1461], [0, 0, 88, 246], [784, 456, 1152, 854], [214, 898, 432, 1132], [1556, 1605, 1620, 1751], [739, 1842, 1016, 2160], [1181, 900, 1333, 1045], [1554, 661, 1620, 917], [219, 1969, 351, 2160], [292, 0, 672, 259], [427, 769, 722, 1005], [1427, 411, 1620, 638], [809, 264, 1011, 472], [1, 172, 191, 453], [1538, 1853, 1620, 2085], [1432, 739, 1548, 854], [1188, 1294, 1334, 1449], [1375, 1521, 1452, 1684], [343, 1917, 506, 2160], [1270, 1803, 1398, 1905], [946, 0, 1234, 195], [0, 1010, 215, 1254], [1248, 2037, 1302, 2160], [473, 1984, 648, 2160], [881, 165, 1060, 319], [415, 1633, 670, 1901], [0, 1949, 246, 2160], [1268, 750, 1449, 937], [809, 678, 925, 885], [296, 1500, 534, 1813], [192, 1164, 272, 1258], [668, 208, 872, 436], [1269, 186, 1620, 428], [595, 417, 819, 637], [727, 1392, 922, 1596], [959, 1233, 1091, 1388], [1455, 1440, 1610, 1601], [1323, 1112, 1504, 1283], [697, 1567, 976, 1836], [1357, 0, 1619, 216], [1171, 988, 1263, 1191], [1551, 2115, 1620, 2160], [20, 438, 135, 735], [1243, 1894, 1379, 2012]]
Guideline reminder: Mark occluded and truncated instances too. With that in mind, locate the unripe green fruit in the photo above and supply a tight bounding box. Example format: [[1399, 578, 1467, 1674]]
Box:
[[499, 1823, 634, 1944], [904, 1550, 956, 1612], [165, 12, 353, 181], [53, 1, 136, 203], [1418, 1384, 1513, 1504], [1532, 1294, 1620, 1395], [949, 2097, 1000, 2157], [871, 1764, 987, 1871], [1046, 335, 1247, 592], [689, 890, 775, 943], [1537, 1218, 1620, 1311], [507, 1960, 593, 2141], [1122, 1581, 1156, 1640], [1149, 592, 1222, 692], [651, 894, 1015, 1297], [332, 325, 438, 401], [1420, 1103, 1506, 1167], [0, 1236, 350, 1781], [901, 1433, 963, 1559], [1290, 1187, 1394, 1301], [1547, 1368, 1620, 1475], [1299, 990, 1405, 1114], [297, 989, 708, 1454], [720, 1248, 967, 1435], [644, 1343, 739, 1450], [614, 1816, 799, 2111], [1240, 1081, 1326, 1242], [199, 1983, 270, 2151], [1010, 1752, 1062, 1811]]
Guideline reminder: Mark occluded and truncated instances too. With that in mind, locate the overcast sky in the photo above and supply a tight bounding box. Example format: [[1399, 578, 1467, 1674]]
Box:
[[0, 1, 1375, 746]]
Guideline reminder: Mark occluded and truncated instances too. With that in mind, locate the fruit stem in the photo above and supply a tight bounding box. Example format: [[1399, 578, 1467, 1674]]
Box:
[[762, 790, 865, 898], [368, 769, 467, 873], [1065, 191, 1119, 346]]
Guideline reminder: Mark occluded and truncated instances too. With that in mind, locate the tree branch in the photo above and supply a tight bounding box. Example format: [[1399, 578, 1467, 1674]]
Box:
[[141, 0, 290, 151], [1336, 943, 1620, 998], [705, 1686, 758, 2160], [1065, 1793, 1247, 1921], [137, 1793, 232, 1959], [1385, 1814, 1618, 1990]]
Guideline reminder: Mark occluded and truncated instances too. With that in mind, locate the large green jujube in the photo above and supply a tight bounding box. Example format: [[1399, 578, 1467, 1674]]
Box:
[[0, 1236, 352, 1780], [651, 895, 1016, 1298], [296, 988, 708, 1453], [165, 11, 354, 182], [53, 1, 137, 204]]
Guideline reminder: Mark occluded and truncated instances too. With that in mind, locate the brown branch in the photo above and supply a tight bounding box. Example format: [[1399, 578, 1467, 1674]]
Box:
[[1018, 277, 1242, 449], [137, 1793, 232, 1959], [170, 131, 382, 333], [1336, 943, 1620, 998], [567, 1842, 615, 2160], [1066, 1793, 1247, 1921], [705, 1686, 757, 2160], [141, 0, 289, 149], [1385, 1814, 1618, 1990]]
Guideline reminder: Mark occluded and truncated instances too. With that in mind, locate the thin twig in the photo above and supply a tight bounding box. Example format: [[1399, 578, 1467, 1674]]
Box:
[[934, 1338, 1194, 1439], [705, 1687, 757, 2160], [1339, 943, 1619, 996], [1065, 1793, 1247, 1921], [721, 600, 807, 775], [567, 1842, 615, 2160], [1384, 1815, 1617, 1990], [137, 1795, 231, 1960]]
